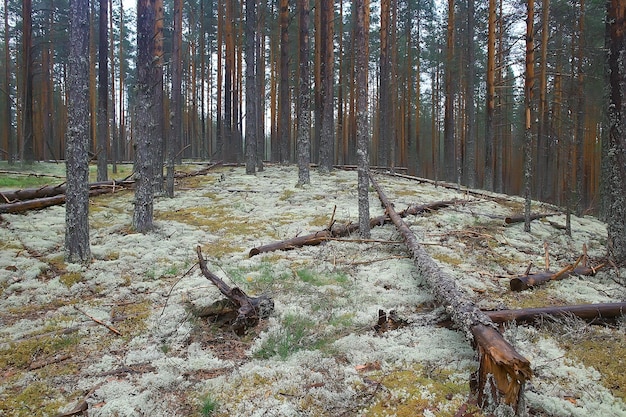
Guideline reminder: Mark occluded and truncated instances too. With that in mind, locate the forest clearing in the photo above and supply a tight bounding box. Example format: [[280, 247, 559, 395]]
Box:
[[0, 162, 625, 417]]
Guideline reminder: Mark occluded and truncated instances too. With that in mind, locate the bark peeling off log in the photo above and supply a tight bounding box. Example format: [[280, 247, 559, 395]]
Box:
[[370, 174, 531, 414], [484, 302, 626, 324], [510, 266, 601, 292]]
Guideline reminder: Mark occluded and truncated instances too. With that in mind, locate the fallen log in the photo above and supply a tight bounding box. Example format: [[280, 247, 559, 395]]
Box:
[[510, 264, 604, 292], [0, 179, 135, 203], [249, 200, 458, 257], [0, 187, 126, 214], [504, 213, 558, 225], [484, 302, 626, 324], [196, 245, 274, 334], [370, 174, 531, 414]]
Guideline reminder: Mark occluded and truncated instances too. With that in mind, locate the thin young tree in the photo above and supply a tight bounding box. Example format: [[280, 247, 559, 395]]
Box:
[[278, 0, 290, 163], [318, 0, 334, 171], [443, 0, 455, 182], [133, 0, 157, 232], [65, 0, 91, 262], [484, 0, 496, 190], [2, 0, 13, 164], [605, 0, 626, 262], [355, 0, 369, 238], [97, 0, 109, 181], [296, 0, 310, 185]]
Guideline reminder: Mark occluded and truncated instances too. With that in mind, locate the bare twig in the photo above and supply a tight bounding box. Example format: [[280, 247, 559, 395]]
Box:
[[74, 306, 122, 336]]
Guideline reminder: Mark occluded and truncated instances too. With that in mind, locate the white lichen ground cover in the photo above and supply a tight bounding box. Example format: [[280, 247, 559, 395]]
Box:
[[0, 163, 625, 417]]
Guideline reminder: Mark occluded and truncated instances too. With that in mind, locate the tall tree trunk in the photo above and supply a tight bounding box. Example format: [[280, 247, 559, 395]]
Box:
[[574, 0, 585, 215], [166, 0, 182, 197], [278, 0, 290, 163], [224, 0, 235, 161], [109, 0, 117, 173], [134, 0, 158, 233], [536, 0, 549, 201], [523, 0, 535, 233], [216, 0, 224, 159], [21, 0, 34, 163], [152, 0, 164, 192], [245, 0, 258, 174], [378, 0, 390, 167], [3, 0, 14, 164], [318, 0, 334, 171], [65, 0, 91, 263], [443, 0, 455, 182], [97, 0, 109, 181], [605, 0, 626, 262], [355, 0, 370, 238], [296, 0, 310, 185], [256, 0, 265, 170], [465, 0, 476, 188]]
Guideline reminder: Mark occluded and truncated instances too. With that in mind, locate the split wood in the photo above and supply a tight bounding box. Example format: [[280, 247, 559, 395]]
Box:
[[370, 173, 531, 414]]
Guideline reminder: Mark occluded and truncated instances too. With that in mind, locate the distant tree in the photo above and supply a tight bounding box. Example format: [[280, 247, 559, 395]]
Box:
[[464, 0, 476, 188], [166, 0, 182, 197], [133, 0, 157, 233], [605, 0, 626, 263], [378, 0, 391, 167], [2, 0, 13, 164], [246, 0, 258, 174], [97, 0, 109, 181], [21, 0, 34, 163], [65, 0, 91, 263], [296, 0, 310, 185], [443, 0, 455, 182], [279, 0, 290, 163], [355, 0, 370, 238], [484, 0, 495, 191]]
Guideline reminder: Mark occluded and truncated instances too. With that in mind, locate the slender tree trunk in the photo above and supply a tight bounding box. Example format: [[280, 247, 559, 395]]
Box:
[[574, 0, 585, 215], [224, 0, 235, 161], [65, 0, 91, 263], [378, 0, 390, 167], [133, 0, 158, 233], [296, 0, 310, 185], [605, 0, 626, 262], [21, 0, 34, 163], [166, 0, 182, 197], [152, 0, 164, 192], [216, 0, 224, 159], [318, 0, 334, 171], [245, 0, 258, 174], [443, 0, 455, 182], [256, 1, 265, 170], [536, 0, 549, 201], [355, 0, 370, 238], [278, 0, 290, 163], [109, 0, 117, 173], [523, 0, 535, 233], [465, 0, 475, 188], [3, 0, 14, 164], [97, 0, 109, 181]]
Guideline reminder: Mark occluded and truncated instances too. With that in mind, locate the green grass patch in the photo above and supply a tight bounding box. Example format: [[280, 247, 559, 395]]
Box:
[[200, 394, 219, 416], [296, 268, 350, 287], [59, 272, 83, 288], [254, 313, 318, 360]]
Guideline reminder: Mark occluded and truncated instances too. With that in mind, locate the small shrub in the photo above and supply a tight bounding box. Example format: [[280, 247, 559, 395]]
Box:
[[200, 394, 218, 417], [254, 314, 316, 360]]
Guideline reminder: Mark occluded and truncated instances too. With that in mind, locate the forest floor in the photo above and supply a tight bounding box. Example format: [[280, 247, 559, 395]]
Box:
[[0, 162, 625, 417]]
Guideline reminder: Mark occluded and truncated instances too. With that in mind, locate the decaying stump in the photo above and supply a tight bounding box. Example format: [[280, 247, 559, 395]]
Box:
[[484, 302, 626, 324], [249, 200, 458, 257], [370, 174, 532, 414], [195, 246, 274, 334]]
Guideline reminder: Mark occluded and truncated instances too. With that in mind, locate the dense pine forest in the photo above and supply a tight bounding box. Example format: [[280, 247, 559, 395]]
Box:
[[1, 0, 626, 257]]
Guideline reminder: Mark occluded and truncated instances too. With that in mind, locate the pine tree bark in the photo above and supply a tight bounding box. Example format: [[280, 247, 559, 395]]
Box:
[[465, 0, 476, 188], [523, 0, 535, 233], [296, 0, 311, 185], [318, 0, 334, 171], [378, 0, 390, 167], [133, 0, 158, 233], [2, 0, 13, 164], [278, 0, 290, 163], [355, 0, 370, 238], [606, 0, 626, 262], [443, 0, 455, 182], [65, 0, 91, 263]]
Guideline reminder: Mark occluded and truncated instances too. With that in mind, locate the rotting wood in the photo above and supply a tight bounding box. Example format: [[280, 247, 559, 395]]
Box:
[[484, 302, 626, 323], [370, 174, 532, 414], [0, 179, 134, 203], [249, 200, 458, 257], [196, 245, 274, 334]]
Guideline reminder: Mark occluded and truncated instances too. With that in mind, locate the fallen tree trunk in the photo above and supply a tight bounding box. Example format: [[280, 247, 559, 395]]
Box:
[[196, 245, 274, 334], [484, 302, 626, 324], [504, 213, 558, 225], [0, 187, 126, 214], [510, 265, 604, 292], [0, 179, 135, 203], [370, 174, 531, 414], [249, 200, 458, 257]]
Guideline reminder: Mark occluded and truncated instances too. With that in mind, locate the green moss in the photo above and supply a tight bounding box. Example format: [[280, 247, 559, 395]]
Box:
[[59, 272, 83, 288], [0, 382, 66, 417], [363, 366, 480, 417], [110, 300, 152, 338], [561, 329, 626, 401], [279, 189, 295, 201], [296, 268, 350, 287], [432, 252, 463, 266], [0, 333, 80, 369]]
